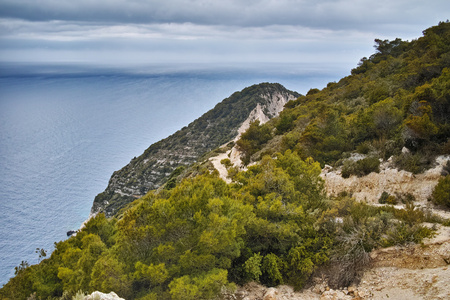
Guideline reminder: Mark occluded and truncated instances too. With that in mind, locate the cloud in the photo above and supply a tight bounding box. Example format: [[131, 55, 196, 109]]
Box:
[[0, 17, 376, 65], [1, 0, 449, 30], [0, 18, 369, 42], [0, 0, 448, 65]]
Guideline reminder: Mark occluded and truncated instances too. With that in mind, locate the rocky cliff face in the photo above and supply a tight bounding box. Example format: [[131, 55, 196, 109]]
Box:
[[320, 155, 450, 207], [92, 83, 299, 217]]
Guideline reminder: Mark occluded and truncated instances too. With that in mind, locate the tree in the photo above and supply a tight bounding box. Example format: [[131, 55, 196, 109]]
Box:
[[403, 112, 438, 147], [91, 254, 131, 298], [370, 38, 406, 62], [14, 261, 30, 275], [371, 98, 403, 138], [237, 120, 272, 164], [35, 248, 47, 263], [169, 269, 230, 300], [243, 253, 263, 281]]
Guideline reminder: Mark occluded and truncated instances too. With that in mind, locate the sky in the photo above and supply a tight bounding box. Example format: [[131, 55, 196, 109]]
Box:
[[0, 0, 449, 71]]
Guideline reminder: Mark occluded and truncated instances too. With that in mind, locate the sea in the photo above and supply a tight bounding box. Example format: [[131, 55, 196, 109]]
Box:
[[0, 62, 346, 286]]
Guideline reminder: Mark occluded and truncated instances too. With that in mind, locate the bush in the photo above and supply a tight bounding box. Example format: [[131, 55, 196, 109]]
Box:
[[386, 223, 434, 245], [397, 192, 415, 204], [243, 253, 263, 281], [378, 192, 397, 205], [392, 203, 425, 226], [341, 161, 356, 178], [236, 120, 272, 164], [329, 226, 370, 288], [394, 151, 433, 174], [432, 175, 450, 207], [342, 156, 380, 178], [220, 158, 232, 168], [356, 142, 371, 154], [357, 156, 381, 175]]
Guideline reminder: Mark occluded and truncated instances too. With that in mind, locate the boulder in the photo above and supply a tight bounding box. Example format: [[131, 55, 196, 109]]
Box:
[[84, 291, 125, 300]]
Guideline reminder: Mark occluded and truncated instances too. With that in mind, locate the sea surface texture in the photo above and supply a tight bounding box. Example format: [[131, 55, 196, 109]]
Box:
[[0, 63, 340, 285]]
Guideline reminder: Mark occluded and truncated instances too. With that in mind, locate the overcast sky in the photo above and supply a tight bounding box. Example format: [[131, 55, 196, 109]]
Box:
[[0, 0, 449, 71]]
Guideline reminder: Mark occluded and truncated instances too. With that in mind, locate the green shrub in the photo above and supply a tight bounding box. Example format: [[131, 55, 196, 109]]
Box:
[[392, 203, 425, 225], [357, 156, 380, 175], [378, 192, 397, 205], [386, 223, 434, 245], [236, 120, 272, 164], [276, 110, 297, 134], [341, 161, 356, 178], [398, 193, 415, 204], [243, 253, 263, 281], [394, 152, 430, 174], [262, 254, 284, 286], [386, 195, 397, 205], [356, 142, 371, 154], [432, 175, 450, 207], [443, 160, 450, 175], [378, 191, 389, 204], [342, 156, 380, 178], [220, 158, 232, 168]]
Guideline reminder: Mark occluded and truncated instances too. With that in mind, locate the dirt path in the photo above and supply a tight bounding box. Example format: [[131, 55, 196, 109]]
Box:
[[209, 152, 232, 184]]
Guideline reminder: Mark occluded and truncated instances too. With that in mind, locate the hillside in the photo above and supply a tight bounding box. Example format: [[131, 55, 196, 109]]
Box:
[[92, 83, 299, 217], [232, 23, 450, 172], [1, 22, 449, 300]]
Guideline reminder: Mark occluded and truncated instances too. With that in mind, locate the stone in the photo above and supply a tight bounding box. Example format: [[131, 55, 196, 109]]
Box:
[[335, 290, 346, 299], [84, 291, 125, 300], [347, 286, 356, 294], [263, 287, 278, 300]]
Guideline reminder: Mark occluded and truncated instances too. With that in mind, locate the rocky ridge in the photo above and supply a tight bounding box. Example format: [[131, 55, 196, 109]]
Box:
[[209, 92, 285, 183], [92, 83, 299, 217]]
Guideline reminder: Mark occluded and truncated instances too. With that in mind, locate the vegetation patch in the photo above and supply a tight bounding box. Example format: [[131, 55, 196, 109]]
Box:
[[341, 156, 380, 178], [432, 175, 450, 208], [0, 152, 436, 300]]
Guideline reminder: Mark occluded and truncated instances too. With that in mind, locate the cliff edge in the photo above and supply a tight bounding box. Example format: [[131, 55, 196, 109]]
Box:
[[92, 82, 299, 217]]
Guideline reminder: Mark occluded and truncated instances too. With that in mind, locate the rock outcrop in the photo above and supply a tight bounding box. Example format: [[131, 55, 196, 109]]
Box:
[[92, 83, 299, 217], [84, 291, 124, 300], [320, 155, 450, 206]]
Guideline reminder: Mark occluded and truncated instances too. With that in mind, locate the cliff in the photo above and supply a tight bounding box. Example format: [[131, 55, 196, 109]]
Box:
[[92, 82, 299, 216]]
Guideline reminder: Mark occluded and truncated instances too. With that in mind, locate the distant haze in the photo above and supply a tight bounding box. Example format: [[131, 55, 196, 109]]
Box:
[[1, 0, 449, 72]]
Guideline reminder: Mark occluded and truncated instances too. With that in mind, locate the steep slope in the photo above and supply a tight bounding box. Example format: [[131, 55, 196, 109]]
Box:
[[234, 22, 450, 172], [92, 82, 299, 216]]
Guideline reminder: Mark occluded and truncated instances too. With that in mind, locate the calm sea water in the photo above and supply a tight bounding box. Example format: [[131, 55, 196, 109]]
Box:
[[0, 63, 344, 285]]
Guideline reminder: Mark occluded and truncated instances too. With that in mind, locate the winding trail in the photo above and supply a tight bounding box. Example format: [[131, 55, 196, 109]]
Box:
[[209, 152, 232, 184]]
